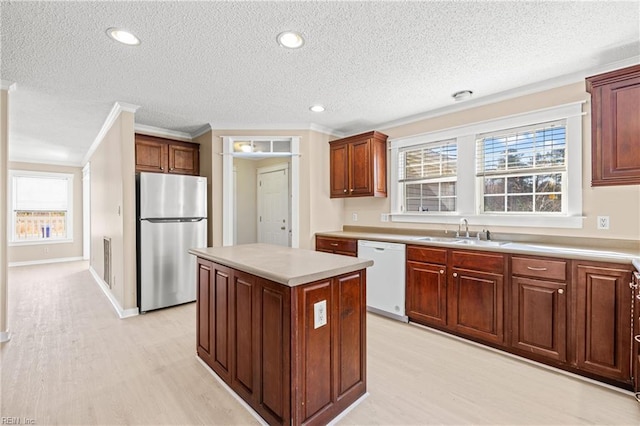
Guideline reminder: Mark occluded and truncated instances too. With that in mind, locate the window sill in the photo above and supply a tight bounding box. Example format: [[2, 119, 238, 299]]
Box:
[[390, 213, 584, 229], [9, 239, 74, 247]]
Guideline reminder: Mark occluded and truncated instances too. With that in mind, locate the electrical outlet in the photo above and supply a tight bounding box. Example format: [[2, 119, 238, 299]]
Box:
[[44, 247, 49, 254], [597, 216, 610, 230], [380, 213, 389, 222], [352, 212, 358, 222], [314, 300, 327, 329]]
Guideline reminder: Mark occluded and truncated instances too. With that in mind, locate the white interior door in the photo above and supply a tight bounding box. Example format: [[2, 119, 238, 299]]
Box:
[[258, 164, 289, 247]]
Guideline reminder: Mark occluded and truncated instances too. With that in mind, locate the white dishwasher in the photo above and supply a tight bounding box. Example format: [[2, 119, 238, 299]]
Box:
[[358, 240, 407, 322]]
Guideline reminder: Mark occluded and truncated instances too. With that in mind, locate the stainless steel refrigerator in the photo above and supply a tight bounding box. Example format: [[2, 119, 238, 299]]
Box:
[[137, 172, 207, 312]]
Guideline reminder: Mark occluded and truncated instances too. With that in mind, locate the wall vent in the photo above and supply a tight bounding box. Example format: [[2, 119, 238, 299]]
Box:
[[103, 237, 112, 288]]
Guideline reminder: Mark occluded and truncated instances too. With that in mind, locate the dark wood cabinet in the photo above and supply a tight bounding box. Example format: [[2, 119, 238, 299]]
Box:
[[449, 251, 505, 345], [406, 246, 506, 346], [195, 256, 366, 426], [631, 270, 640, 395], [586, 64, 640, 186], [574, 261, 633, 383], [135, 133, 200, 175], [511, 256, 568, 362], [406, 246, 448, 328], [315, 236, 357, 257], [329, 131, 387, 198]]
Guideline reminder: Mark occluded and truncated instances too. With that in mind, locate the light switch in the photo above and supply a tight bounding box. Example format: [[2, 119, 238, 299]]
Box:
[[314, 300, 327, 329]]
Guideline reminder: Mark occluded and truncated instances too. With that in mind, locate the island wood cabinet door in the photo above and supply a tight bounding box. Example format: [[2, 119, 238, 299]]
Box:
[[574, 262, 633, 383], [511, 256, 568, 363]]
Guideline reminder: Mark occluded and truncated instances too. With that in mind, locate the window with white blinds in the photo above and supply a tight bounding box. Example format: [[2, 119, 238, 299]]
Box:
[[398, 140, 457, 212], [476, 120, 566, 213]]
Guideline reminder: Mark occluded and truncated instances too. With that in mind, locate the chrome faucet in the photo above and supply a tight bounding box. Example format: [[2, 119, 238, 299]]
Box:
[[457, 218, 469, 238]]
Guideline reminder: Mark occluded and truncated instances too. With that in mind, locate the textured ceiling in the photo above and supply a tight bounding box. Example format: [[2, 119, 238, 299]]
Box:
[[2, 1, 639, 166]]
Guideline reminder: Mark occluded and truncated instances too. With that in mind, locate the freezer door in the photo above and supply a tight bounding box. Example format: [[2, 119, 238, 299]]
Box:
[[139, 218, 207, 312], [139, 172, 207, 219]]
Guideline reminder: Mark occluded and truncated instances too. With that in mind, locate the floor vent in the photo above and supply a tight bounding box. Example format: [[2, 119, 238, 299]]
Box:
[[103, 237, 112, 288]]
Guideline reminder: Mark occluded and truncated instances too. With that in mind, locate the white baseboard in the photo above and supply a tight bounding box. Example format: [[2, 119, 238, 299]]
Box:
[[0, 330, 11, 343], [9, 256, 84, 267], [88, 266, 139, 319]]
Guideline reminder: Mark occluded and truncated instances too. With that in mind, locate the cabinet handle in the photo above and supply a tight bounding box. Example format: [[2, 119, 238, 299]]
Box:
[[330, 243, 339, 247], [440, 269, 444, 274], [170, 167, 174, 171], [557, 288, 564, 295], [343, 189, 347, 193], [631, 282, 639, 289], [634, 335, 640, 343], [160, 167, 164, 171], [453, 272, 458, 278], [635, 392, 640, 404], [527, 266, 548, 271]]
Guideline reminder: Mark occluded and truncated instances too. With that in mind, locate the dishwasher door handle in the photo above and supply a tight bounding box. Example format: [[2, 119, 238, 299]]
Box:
[[374, 247, 385, 252]]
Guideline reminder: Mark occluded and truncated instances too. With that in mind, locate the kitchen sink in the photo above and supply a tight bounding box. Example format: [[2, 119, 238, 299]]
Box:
[[415, 236, 509, 246], [454, 239, 509, 247]]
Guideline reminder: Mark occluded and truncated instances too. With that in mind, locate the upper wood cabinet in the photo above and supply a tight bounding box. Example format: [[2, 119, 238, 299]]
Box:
[[135, 133, 200, 176], [586, 64, 640, 186], [329, 131, 388, 198]]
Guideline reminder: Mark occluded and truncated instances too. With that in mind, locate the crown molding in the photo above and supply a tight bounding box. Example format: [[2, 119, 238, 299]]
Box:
[[309, 123, 344, 137], [373, 56, 640, 134], [192, 123, 213, 139], [82, 102, 138, 165], [117, 101, 140, 113], [1, 80, 16, 91], [8, 155, 82, 168], [134, 124, 193, 141]]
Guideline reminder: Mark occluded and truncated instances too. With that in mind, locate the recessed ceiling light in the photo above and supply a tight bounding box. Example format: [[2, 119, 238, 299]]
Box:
[[452, 90, 473, 102], [309, 105, 325, 112], [277, 31, 304, 49], [106, 28, 140, 46]]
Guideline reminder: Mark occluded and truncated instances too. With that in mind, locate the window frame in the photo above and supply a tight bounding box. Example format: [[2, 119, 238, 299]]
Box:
[[389, 102, 584, 229], [8, 170, 74, 245], [398, 139, 458, 213]]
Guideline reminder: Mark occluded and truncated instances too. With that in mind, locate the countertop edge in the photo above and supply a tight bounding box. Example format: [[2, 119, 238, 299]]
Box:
[[316, 231, 640, 265], [189, 247, 373, 287]]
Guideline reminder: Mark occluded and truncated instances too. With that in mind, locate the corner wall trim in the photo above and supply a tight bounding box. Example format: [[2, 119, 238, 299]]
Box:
[[8, 256, 84, 267], [88, 266, 139, 319], [0, 330, 11, 343], [81, 101, 141, 166]]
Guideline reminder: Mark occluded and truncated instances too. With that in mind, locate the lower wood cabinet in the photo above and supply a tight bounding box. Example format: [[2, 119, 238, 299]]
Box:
[[315, 236, 357, 257], [404, 245, 636, 389], [406, 246, 506, 346], [574, 261, 633, 384], [511, 256, 568, 363], [196, 257, 366, 426]]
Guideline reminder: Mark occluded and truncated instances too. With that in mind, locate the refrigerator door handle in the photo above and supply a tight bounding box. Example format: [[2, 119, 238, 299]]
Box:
[[143, 217, 206, 223]]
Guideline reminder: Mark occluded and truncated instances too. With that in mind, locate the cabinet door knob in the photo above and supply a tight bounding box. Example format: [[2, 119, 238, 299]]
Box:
[[453, 272, 458, 278], [160, 167, 164, 171], [350, 188, 354, 192], [630, 282, 639, 289], [634, 335, 640, 343], [558, 288, 564, 294], [170, 167, 174, 171], [440, 269, 444, 274], [343, 189, 347, 193]]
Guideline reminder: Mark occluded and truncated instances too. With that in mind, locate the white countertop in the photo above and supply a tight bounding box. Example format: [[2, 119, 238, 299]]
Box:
[[189, 243, 373, 287], [317, 230, 640, 267]]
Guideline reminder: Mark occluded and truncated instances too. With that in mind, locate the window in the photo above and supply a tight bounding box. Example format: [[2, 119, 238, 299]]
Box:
[[389, 102, 583, 228], [476, 121, 566, 214], [399, 140, 457, 212], [9, 171, 74, 243]]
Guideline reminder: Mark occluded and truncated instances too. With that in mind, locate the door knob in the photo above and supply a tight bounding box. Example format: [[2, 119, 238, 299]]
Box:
[[281, 227, 286, 230]]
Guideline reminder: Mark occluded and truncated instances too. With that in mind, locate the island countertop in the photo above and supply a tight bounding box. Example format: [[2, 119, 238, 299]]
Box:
[[189, 243, 373, 287]]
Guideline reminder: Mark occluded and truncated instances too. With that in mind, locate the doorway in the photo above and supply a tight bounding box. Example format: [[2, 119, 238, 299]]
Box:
[[257, 163, 290, 247], [222, 136, 300, 248]]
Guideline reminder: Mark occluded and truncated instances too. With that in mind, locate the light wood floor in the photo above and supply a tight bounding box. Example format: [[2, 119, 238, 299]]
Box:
[[2, 261, 638, 425]]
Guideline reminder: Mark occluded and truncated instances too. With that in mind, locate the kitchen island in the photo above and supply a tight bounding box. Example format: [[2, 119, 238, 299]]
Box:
[[189, 244, 373, 426]]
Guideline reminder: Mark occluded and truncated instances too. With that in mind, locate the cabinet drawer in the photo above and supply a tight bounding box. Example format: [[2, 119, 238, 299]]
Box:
[[406, 245, 447, 264], [512, 256, 566, 281], [315, 237, 357, 255], [451, 250, 505, 273]]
